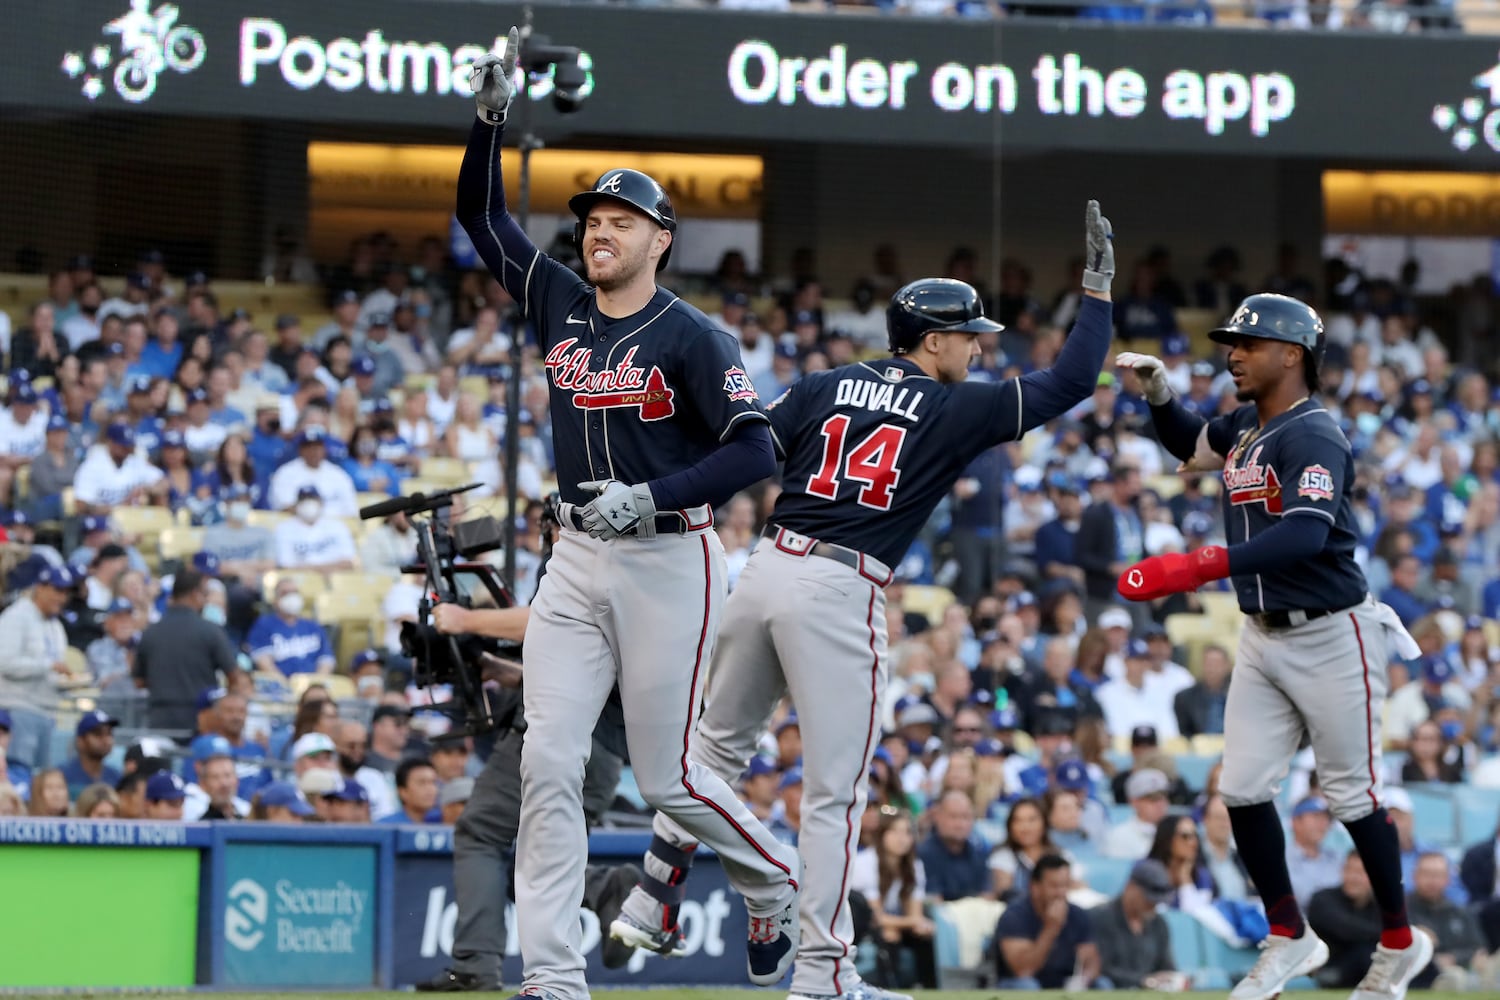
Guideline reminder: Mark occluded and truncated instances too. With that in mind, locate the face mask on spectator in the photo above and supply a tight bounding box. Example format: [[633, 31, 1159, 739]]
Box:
[[278, 593, 305, 617], [203, 605, 227, 626], [227, 501, 251, 523], [1356, 413, 1381, 435], [1440, 719, 1464, 742], [296, 500, 321, 523], [357, 675, 383, 699], [357, 440, 378, 458]]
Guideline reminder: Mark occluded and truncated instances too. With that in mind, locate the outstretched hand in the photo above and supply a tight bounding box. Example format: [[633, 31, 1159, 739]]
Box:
[[469, 26, 520, 124], [1083, 199, 1114, 294]]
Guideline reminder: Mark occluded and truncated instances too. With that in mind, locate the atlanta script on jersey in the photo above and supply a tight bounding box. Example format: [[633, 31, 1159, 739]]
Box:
[[1207, 399, 1367, 614]]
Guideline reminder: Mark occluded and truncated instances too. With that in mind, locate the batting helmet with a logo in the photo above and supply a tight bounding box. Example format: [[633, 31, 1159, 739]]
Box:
[[569, 169, 677, 271], [886, 278, 1004, 355], [1209, 292, 1326, 390]]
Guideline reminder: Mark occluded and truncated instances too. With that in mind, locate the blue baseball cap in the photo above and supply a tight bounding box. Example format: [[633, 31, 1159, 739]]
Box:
[[106, 597, 134, 617], [76, 709, 118, 737], [775, 711, 800, 735], [1126, 638, 1151, 659], [330, 779, 369, 803], [46, 413, 69, 433], [190, 733, 234, 763], [1054, 759, 1090, 791], [1466, 615, 1486, 632], [12, 383, 38, 404], [990, 707, 1019, 731], [36, 564, 78, 590], [296, 426, 328, 447], [366, 312, 391, 328], [145, 771, 187, 802], [1292, 796, 1330, 818], [333, 289, 360, 307], [1162, 333, 1190, 356], [195, 686, 226, 711], [81, 515, 110, 535], [743, 756, 779, 780], [352, 649, 382, 670], [186, 388, 209, 406], [128, 374, 154, 395], [774, 342, 799, 360], [872, 746, 894, 768], [104, 423, 136, 447], [0, 708, 11, 731], [160, 430, 186, 449], [779, 766, 804, 791], [10, 368, 32, 385], [974, 738, 1007, 758], [1423, 658, 1455, 685], [193, 551, 221, 577], [259, 781, 316, 817], [224, 483, 252, 499], [5, 510, 29, 528], [372, 398, 395, 414], [351, 356, 377, 377]]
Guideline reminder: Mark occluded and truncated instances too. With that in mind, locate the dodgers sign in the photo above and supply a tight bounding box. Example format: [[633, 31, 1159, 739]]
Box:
[[222, 843, 377, 986]]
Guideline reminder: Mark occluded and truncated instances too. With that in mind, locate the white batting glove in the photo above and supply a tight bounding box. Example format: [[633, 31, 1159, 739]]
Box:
[[577, 480, 658, 541], [469, 27, 519, 125], [1115, 351, 1172, 406], [1083, 199, 1115, 293]]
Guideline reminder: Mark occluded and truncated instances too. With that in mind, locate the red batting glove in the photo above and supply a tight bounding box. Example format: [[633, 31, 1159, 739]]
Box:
[[1117, 546, 1230, 601]]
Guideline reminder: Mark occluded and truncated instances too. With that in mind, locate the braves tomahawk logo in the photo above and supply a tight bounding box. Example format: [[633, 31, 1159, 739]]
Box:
[[1224, 443, 1283, 513], [61, 0, 206, 104], [545, 338, 676, 421]]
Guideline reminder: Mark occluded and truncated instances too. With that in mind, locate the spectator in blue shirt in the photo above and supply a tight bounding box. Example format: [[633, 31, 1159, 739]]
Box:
[[917, 788, 994, 902], [0, 709, 34, 796], [246, 578, 335, 680], [1033, 475, 1084, 590], [993, 853, 1103, 989], [377, 757, 439, 825], [137, 308, 185, 379], [59, 709, 121, 797], [248, 395, 292, 481], [767, 766, 802, 846], [1380, 554, 1431, 627], [342, 425, 403, 496]]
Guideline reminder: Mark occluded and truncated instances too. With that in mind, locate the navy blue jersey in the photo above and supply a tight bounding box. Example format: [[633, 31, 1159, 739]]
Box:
[[765, 296, 1114, 568], [1206, 399, 1367, 613], [456, 122, 764, 506]]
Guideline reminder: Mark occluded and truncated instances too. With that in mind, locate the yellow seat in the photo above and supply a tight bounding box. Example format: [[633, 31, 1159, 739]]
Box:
[[1191, 734, 1227, 758], [262, 570, 329, 600], [1161, 736, 1190, 756], [158, 527, 206, 564], [1145, 475, 1185, 500], [1164, 612, 1219, 647], [404, 372, 437, 393], [314, 590, 386, 667], [459, 375, 489, 399], [1199, 591, 1240, 627], [355, 491, 390, 513], [289, 673, 356, 700], [902, 585, 958, 627], [419, 457, 470, 483], [109, 505, 176, 540], [328, 571, 396, 602], [400, 478, 443, 498], [247, 509, 289, 531]]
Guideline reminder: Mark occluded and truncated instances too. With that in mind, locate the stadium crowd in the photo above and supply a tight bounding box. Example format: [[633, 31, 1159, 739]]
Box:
[[2, 232, 1500, 988]]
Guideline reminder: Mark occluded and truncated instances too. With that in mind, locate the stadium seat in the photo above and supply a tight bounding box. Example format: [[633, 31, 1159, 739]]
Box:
[[327, 572, 396, 605], [314, 590, 386, 667], [1082, 856, 1135, 897], [262, 570, 329, 600], [355, 491, 389, 513], [901, 584, 958, 626], [158, 527, 205, 566], [1404, 786, 1458, 847], [1176, 754, 1217, 790], [1198, 591, 1239, 628], [403, 373, 437, 393], [1146, 475, 1186, 500], [110, 506, 176, 540], [419, 457, 471, 484], [289, 673, 355, 700], [459, 375, 489, 399], [247, 509, 289, 531], [1161, 909, 1209, 984], [1190, 734, 1226, 757], [1453, 784, 1500, 842]]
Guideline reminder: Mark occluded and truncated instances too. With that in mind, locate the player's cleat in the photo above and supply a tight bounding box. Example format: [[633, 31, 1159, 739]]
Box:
[[788, 985, 914, 1000], [746, 896, 799, 987], [594, 864, 643, 969], [413, 968, 500, 992], [1229, 931, 1330, 1000], [1347, 931, 1434, 1000], [507, 990, 565, 1000], [608, 885, 687, 957]]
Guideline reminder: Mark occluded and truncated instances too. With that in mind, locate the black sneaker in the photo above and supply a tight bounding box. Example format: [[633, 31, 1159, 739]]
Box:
[[595, 864, 644, 969], [414, 968, 501, 992]]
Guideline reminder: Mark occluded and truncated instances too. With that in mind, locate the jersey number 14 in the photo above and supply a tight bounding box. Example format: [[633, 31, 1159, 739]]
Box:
[[806, 415, 908, 511]]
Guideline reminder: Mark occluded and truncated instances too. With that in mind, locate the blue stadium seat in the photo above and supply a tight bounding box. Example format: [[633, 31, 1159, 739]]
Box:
[[615, 766, 646, 810], [1176, 754, 1216, 791], [1452, 784, 1500, 843], [1404, 785, 1458, 847], [1161, 908, 1205, 976], [931, 907, 961, 972], [1083, 856, 1135, 897]]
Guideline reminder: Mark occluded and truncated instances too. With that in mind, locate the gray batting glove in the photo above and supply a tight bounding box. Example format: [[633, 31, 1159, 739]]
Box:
[[469, 27, 519, 125], [1116, 351, 1172, 405], [1083, 199, 1115, 293], [577, 480, 659, 541]]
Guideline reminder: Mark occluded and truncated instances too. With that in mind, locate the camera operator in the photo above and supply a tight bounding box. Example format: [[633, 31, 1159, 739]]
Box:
[[417, 501, 638, 992]]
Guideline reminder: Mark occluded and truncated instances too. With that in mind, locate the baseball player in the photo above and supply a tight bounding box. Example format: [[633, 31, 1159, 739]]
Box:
[[1115, 293, 1430, 1000], [458, 32, 799, 1000], [612, 206, 1119, 1000]]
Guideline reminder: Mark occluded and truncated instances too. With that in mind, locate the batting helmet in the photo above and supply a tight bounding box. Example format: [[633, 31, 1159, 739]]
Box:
[[1209, 292, 1326, 390], [887, 278, 1003, 355], [569, 169, 677, 271]]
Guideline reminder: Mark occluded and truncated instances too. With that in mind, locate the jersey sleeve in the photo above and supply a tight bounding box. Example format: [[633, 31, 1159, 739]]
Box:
[[455, 120, 582, 346], [1205, 411, 1242, 458], [678, 327, 770, 442], [764, 379, 810, 461], [1274, 428, 1348, 523]]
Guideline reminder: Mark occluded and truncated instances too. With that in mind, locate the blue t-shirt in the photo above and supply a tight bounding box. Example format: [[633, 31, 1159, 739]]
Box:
[[138, 340, 184, 379], [993, 894, 1094, 988], [248, 430, 292, 480], [341, 458, 403, 496], [60, 758, 121, 797], [916, 831, 991, 901], [245, 613, 333, 676]]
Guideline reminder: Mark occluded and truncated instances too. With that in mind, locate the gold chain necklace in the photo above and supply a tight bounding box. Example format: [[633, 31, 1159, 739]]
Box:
[[1230, 396, 1308, 463]]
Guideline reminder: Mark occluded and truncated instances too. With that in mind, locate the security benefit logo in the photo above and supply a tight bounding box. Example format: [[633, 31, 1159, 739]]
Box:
[[1431, 51, 1500, 153], [61, 0, 206, 103], [225, 876, 370, 955]]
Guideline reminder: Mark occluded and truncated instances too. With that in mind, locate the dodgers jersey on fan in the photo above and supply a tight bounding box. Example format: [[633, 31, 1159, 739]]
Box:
[[456, 124, 764, 508], [767, 357, 1033, 568], [1206, 399, 1367, 613]]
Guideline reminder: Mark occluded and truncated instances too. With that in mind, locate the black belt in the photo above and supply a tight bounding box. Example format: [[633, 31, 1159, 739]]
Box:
[[760, 524, 894, 587], [565, 509, 708, 537], [1254, 607, 1339, 630]]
